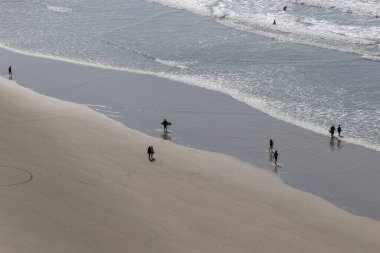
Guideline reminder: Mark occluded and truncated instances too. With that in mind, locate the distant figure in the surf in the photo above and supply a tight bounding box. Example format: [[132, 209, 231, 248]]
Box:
[[269, 139, 274, 153], [274, 150, 279, 165], [337, 124, 342, 137], [147, 145, 155, 161], [161, 118, 171, 132], [273, 20, 276, 25], [283, 5, 287, 11], [8, 66, 12, 80], [329, 125, 335, 138]]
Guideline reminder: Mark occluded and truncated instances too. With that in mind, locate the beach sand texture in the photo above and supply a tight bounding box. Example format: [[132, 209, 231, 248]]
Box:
[[0, 77, 380, 252]]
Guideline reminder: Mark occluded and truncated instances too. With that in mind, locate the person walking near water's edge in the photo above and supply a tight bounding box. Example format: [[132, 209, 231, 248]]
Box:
[[274, 150, 279, 165], [329, 125, 335, 138], [337, 125, 342, 137], [8, 66, 12, 80], [269, 139, 274, 153]]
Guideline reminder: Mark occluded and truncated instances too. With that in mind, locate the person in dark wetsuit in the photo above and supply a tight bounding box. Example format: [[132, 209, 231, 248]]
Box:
[[161, 118, 170, 132], [273, 20, 276, 25], [329, 125, 335, 138], [269, 139, 274, 153], [274, 150, 279, 165], [8, 66, 12, 80], [337, 125, 342, 137], [283, 5, 287, 11]]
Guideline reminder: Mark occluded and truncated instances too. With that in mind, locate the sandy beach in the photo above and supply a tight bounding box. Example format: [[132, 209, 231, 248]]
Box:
[[2, 48, 380, 221], [1, 77, 380, 252]]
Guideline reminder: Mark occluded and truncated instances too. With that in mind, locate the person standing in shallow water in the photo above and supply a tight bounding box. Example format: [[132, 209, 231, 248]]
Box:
[[269, 139, 274, 153], [329, 125, 335, 138], [274, 150, 279, 165], [337, 125, 342, 137], [8, 66, 12, 80], [161, 118, 171, 132]]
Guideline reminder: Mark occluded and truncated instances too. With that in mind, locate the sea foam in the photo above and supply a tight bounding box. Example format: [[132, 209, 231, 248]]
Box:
[[46, 5, 72, 14], [146, 0, 380, 59], [290, 0, 380, 17]]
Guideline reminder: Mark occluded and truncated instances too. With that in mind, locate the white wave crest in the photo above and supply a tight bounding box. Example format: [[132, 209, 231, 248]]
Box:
[[145, 0, 380, 59], [145, 0, 213, 16], [216, 16, 380, 60], [154, 58, 190, 68], [290, 0, 380, 17], [46, 5, 72, 14]]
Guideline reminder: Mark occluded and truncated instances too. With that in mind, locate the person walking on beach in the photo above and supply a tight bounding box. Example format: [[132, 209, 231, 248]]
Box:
[[161, 118, 171, 132], [274, 150, 279, 165], [337, 124, 342, 137], [147, 146, 152, 161], [8, 66, 12, 80], [329, 125, 335, 138], [269, 139, 274, 153], [147, 146, 155, 161], [150, 146, 155, 161]]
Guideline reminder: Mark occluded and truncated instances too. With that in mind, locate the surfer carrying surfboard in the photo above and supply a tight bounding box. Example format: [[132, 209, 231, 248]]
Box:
[[161, 118, 171, 132]]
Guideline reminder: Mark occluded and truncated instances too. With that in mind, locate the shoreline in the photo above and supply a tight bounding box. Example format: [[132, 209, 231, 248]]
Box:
[[2, 43, 379, 153], [1, 76, 380, 252], [1, 47, 380, 221]]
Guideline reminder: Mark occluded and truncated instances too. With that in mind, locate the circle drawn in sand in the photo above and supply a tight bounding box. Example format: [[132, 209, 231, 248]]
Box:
[[0, 165, 33, 186]]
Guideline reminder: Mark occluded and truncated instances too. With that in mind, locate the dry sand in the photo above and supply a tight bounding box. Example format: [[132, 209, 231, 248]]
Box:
[[0, 77, 379, 253]]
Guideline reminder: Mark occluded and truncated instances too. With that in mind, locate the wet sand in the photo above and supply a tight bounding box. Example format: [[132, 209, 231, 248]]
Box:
[[1, 48, 380, 221]]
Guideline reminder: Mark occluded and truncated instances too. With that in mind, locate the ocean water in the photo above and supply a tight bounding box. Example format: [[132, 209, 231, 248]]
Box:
[[0, 0, 379, 152]]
